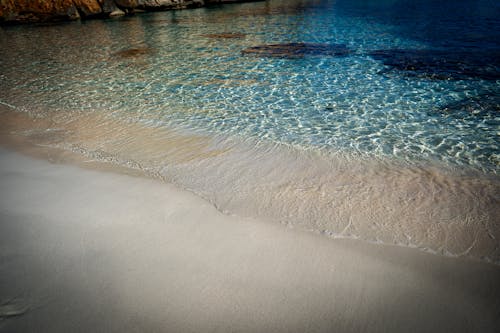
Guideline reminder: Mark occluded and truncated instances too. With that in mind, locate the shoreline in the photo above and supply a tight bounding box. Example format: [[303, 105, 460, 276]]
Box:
[[1, 147, 500, 331], [1, 106, 499, 265], [1, 1, 499, 330], [0, 0, 264, 25]]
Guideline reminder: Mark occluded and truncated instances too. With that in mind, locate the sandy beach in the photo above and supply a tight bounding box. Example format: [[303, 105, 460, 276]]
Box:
[[1, 0, 499, 331], [0, 147, 499, 332]]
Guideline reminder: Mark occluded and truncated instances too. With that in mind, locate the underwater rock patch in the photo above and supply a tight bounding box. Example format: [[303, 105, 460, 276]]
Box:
[[369, 49, 500, 81], [439, 93, 500, 118], [241, 43, 351, 59], [112, 47, 154, 58]]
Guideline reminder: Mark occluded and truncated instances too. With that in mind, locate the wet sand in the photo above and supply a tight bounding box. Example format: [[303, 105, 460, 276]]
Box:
[[0, 148, 499, 332], [1, 106, 498, 264]]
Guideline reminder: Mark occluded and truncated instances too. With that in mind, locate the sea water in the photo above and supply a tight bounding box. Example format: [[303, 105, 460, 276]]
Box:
[[0, 0, 499, 263]]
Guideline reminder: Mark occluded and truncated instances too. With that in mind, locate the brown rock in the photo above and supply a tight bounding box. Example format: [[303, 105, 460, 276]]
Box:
[[74, 0, 103, 17], [99, 0, 119, 14], [0, 0, 267, 24], [113, 0, 139, 9], [0, 0, 80, 23]]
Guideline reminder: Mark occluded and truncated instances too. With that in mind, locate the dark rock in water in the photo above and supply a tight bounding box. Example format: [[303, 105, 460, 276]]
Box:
[[241, 43, 351, 59], [369, 49, 500, 81], [439, 93, 500, 118], [202, 32, 246, 39], [112, 47, 154, 58]]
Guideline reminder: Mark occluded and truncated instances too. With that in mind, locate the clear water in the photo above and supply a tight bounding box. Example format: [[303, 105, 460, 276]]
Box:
[[1, 0, 499, 262]]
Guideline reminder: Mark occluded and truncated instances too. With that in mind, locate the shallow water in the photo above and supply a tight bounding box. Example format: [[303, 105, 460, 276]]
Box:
[[0, 0, 499, 263]]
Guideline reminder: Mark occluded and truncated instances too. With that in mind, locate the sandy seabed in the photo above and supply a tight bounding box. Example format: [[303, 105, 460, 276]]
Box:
[[0, 148, 499, 332]]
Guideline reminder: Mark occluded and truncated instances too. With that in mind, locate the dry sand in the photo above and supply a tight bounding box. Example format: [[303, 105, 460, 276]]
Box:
[[0, 148, 499, 332]]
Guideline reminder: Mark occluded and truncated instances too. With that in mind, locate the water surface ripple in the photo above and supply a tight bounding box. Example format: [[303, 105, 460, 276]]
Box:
[[0, 0, 499, 263]]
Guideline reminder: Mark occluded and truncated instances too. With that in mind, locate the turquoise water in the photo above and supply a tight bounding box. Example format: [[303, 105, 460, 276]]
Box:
[[1, 0, 499, 262]]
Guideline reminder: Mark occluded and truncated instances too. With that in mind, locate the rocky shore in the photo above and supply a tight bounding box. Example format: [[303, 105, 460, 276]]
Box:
[[0, 0, 262, 24]]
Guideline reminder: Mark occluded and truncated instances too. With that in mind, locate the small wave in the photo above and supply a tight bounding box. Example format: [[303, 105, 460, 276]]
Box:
[[1, 108, 499, 264]]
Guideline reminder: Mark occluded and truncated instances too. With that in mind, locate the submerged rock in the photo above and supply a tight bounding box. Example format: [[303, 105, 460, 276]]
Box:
[[112, 47, 154, 58], [369, 49, 500, 81], [241, 43, 351, 59], [439, 93, 500, 118]]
